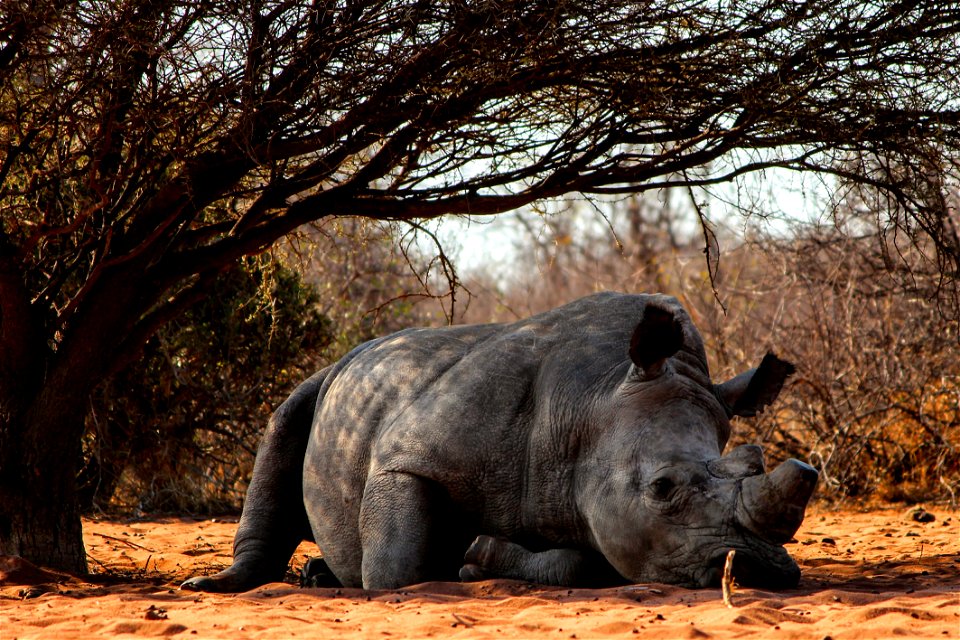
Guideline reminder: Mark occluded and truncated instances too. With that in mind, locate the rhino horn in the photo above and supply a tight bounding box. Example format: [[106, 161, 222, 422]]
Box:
[[628, 305, 684, 377], [707, 444, 766, 479], [736, 459, 819, 543]]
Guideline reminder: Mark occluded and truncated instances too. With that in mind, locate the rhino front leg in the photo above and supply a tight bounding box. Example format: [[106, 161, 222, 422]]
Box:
[[358, 470, 465, 589], [359, 472, 429, 589], [460, 536, 625, 587]]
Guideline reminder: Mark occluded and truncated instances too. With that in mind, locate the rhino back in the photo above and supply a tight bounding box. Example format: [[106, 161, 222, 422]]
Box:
[[303, 292, 711, 544]]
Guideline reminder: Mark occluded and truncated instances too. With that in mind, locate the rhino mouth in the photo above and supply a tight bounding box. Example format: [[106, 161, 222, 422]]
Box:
[[698, 546, 801, 590]]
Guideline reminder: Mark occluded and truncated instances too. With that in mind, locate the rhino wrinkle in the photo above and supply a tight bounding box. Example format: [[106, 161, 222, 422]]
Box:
[[181, 292, 817, 593]]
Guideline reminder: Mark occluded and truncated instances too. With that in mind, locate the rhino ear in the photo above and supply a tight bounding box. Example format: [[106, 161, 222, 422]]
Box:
[[715, 353, 795, 418], [628, 305, 684, 377]]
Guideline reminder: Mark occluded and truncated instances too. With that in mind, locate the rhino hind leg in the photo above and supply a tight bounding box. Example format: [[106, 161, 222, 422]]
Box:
[[460, 536, 625, 587], [181, 369, 329, 592]]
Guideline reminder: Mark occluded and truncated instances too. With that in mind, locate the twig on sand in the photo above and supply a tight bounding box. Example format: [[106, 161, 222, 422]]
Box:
[[94, 532, 155, 552], [722, 549, 736, 608], [86, 552, 108, 571], [452, 613, 477, 628]]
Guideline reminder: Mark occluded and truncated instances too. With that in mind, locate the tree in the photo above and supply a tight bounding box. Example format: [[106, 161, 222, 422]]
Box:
[[1, 1, 958, 573]]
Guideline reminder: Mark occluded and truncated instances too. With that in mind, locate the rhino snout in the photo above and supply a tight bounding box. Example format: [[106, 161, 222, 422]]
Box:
[[736, 458, 818, 544]]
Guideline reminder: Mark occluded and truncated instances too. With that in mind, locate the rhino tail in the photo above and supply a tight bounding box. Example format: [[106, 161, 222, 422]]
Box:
[[181, 367, 331, 592]]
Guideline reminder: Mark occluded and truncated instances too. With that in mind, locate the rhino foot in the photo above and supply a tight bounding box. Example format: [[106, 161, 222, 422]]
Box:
[[464, 535, 506, 567], [180, 557, 284, 593], [181, 568, 254, 593], [460, 535, 521, 582], [180, 575, 223, 592], [299, 556, 341, 588], [458, 563, 487, 581]]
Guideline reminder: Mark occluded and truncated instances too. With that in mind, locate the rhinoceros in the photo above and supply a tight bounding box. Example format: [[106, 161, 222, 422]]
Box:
[[182, 292, 817, 592]]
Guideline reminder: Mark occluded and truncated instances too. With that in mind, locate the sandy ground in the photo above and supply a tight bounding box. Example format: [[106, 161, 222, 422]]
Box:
[[2, 505, 957, 639]]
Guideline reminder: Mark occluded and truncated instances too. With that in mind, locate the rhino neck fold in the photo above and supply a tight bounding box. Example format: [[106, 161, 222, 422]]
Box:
[[520, 430, 593, 547]]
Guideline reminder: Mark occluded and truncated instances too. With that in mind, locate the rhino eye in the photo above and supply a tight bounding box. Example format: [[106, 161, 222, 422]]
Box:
[[650, 476, 676, 500]]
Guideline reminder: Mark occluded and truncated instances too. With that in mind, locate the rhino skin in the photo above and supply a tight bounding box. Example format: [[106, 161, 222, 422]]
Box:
[[182, 292, 817, 592]]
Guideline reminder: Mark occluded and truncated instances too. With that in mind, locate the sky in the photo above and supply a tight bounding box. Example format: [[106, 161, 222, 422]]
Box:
[[432, 166, 834, 276]]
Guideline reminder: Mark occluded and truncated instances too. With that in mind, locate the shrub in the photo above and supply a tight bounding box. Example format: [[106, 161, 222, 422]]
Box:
[[78, 258, 333, 513]]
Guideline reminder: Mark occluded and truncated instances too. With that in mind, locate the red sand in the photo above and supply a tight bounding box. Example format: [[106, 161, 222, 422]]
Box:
[[2, 505, 958, 639]]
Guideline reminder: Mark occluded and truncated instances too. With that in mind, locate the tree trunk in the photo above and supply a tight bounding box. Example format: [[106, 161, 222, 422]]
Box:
[[0, 380, 90, 574], [1, 234, 168, 573], [0, 466, 87, 575]]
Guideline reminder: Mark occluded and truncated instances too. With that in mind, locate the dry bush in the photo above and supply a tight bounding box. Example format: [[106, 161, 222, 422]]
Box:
[[81, 258, 332, 514], [460, 193, 695, 321], [287, 218, 457, 335], [746, 230, 959, 504]]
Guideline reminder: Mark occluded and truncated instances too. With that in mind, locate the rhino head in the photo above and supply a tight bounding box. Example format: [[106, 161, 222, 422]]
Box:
[[575, 302, 818, 589]]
